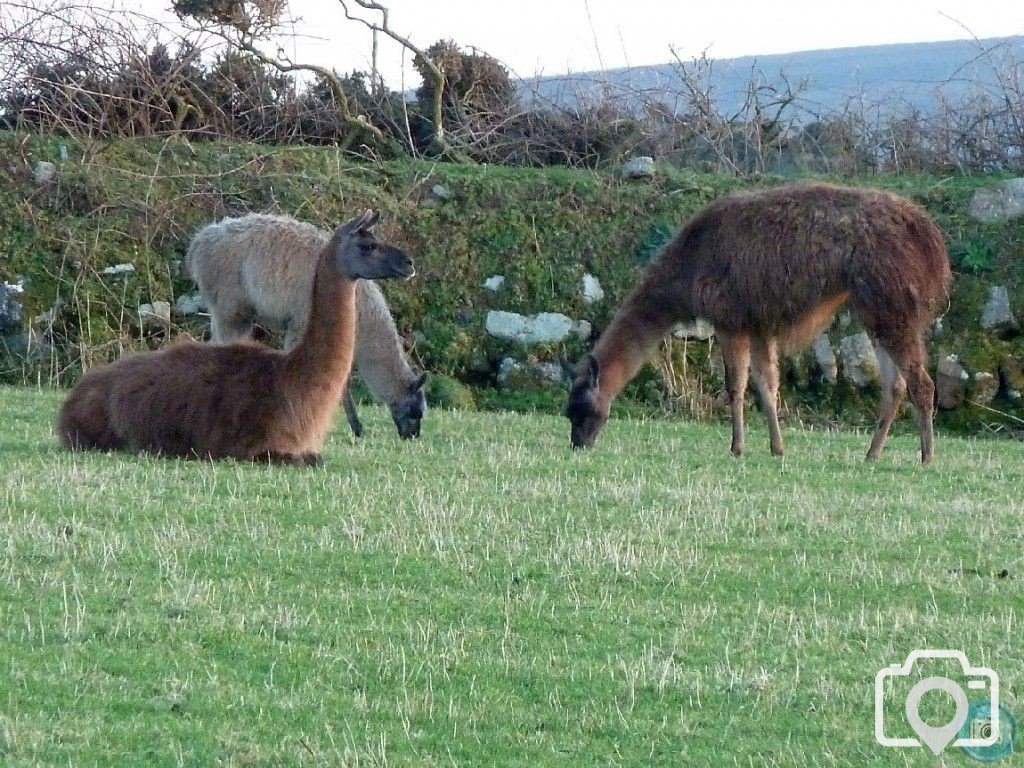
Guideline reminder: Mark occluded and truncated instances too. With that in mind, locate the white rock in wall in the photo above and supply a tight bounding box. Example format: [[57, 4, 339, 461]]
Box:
[[981, 285, 1019, 336], [810, 334, 838, 382], [173, 292, 206, 316], [972, 371, 1000, 405], [485, 310, 574, 344], [936, 354, 969, 409], [138, 301, 171, 329], [101, 263, 136, 276], [483, 275, 505, 292], [620, 156, 656, 180], [968, 179, 1024, 223], [496, 357, 563, 389], [672, 318, 715, 340], [33, 161, 56, 185], [582, 273, 604, 304], [838, 331, 880, 387]]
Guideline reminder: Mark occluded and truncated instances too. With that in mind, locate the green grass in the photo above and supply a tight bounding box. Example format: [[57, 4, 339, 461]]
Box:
[[1, 386, 1022, 767]]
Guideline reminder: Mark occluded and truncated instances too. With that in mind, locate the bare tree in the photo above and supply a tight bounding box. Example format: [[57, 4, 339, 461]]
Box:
[[172, 0, 401, 154], [335, 0, 461, 158]]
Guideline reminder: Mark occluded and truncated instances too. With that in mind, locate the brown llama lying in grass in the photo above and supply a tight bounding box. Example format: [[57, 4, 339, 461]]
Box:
[[563, 182, 952, 464], [57, 210, 415, 465]]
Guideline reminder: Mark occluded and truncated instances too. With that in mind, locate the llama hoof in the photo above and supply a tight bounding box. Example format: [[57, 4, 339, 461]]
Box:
[[771, 448, 784, 457], [352, 424, 365, 438], [302, 452, 324, 467], [730, 445, 744, 457]]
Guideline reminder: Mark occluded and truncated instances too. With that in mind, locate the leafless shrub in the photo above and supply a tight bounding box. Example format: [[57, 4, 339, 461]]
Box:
[[2, 1, 1023, 174]]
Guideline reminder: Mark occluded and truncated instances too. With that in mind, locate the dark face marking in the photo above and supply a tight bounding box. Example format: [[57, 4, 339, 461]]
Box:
[[563, 355, 608, 449], [333, 210, 415, 280], [390, 388, 427, 439]]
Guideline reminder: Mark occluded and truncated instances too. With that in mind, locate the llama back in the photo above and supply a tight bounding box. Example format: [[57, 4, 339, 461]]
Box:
[[187, 213, 327, 331], [107, 343, 285, 458], [657, 183, 950, 338]]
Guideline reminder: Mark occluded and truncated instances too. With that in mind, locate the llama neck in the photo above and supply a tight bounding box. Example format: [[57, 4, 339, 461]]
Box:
[[355, 298, 415, 404], [592, 294, 678, 402], [356, 338, 416, 404], [283, 253, 357, 399]]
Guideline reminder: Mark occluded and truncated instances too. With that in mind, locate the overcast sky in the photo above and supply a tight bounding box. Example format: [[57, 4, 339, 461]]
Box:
[[127, 0, 1021, 87]]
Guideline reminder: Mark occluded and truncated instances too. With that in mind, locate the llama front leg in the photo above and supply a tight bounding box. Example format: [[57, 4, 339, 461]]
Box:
[[342, 377, 365, 437], [751, 336, 784, 456], [719, 331, 751, 457], [253, 450, 322, 467], [209, 306, 254, 343]]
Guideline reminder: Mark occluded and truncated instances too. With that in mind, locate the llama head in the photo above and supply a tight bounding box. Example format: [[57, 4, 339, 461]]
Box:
[[331, 210, 415, 280], [389, 372, 428, 439], [562, 354, 609, 449]]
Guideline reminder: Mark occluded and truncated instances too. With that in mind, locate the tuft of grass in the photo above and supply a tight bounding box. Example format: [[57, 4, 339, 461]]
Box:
[[1, 385, 1022, 766]]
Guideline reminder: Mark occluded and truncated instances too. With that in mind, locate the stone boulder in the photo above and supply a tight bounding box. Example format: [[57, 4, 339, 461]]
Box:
[[497, 357, 563, 390], [483, 275, 505, 292], [101, 263, 136, 277], [810, 334, 838, 382], [981, 285, 1019, 338], [972, 371, 1000, 406], [620, 156, 656, 180], [672, 318, 715, 340], [582, 273, 604, 304], [0, 280, 25, 333], [485, 310, 574, 344], [173, 292, 206, 316], [33, 161, 56, 185], [936, 354, 969, 409], [1000, 355, 1024, 401], [968, 179, 1024, 223], [572, 319, 592, 341], [138, 301, 171, 330], [838, 332, 880, 387]]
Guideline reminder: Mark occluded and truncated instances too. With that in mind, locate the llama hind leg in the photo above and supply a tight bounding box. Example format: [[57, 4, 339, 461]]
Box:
[[873, 334, 936, 464], [751, 336, 784, 456], [720, 331, 751, 457], [865, 347, 907, 461]]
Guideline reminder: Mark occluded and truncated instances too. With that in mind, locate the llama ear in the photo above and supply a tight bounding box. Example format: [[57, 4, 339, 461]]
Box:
[[584, 354, 600, 389], [410, 372, 428, 392], [339, 209, 375, 235], [559, 355, 577, 382]]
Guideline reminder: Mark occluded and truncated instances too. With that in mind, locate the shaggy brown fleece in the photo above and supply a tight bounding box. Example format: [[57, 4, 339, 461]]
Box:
[[566, 182, 952, 463]]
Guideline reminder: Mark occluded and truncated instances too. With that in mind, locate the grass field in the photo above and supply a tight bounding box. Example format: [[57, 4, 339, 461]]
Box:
[[1, 386, 1022, 767]]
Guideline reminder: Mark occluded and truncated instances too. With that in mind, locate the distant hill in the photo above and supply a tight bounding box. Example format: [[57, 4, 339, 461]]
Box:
[[522, 36, 1024, 119]]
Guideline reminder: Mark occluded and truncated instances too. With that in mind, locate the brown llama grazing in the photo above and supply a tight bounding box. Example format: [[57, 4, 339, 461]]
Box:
[[563, 182, 952, 463], [57, 210, 415, 465]]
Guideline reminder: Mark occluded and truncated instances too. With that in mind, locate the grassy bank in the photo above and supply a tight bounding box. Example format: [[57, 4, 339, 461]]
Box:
[[1, 386, 1021, 766], [3, 131, 1024, 433]]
